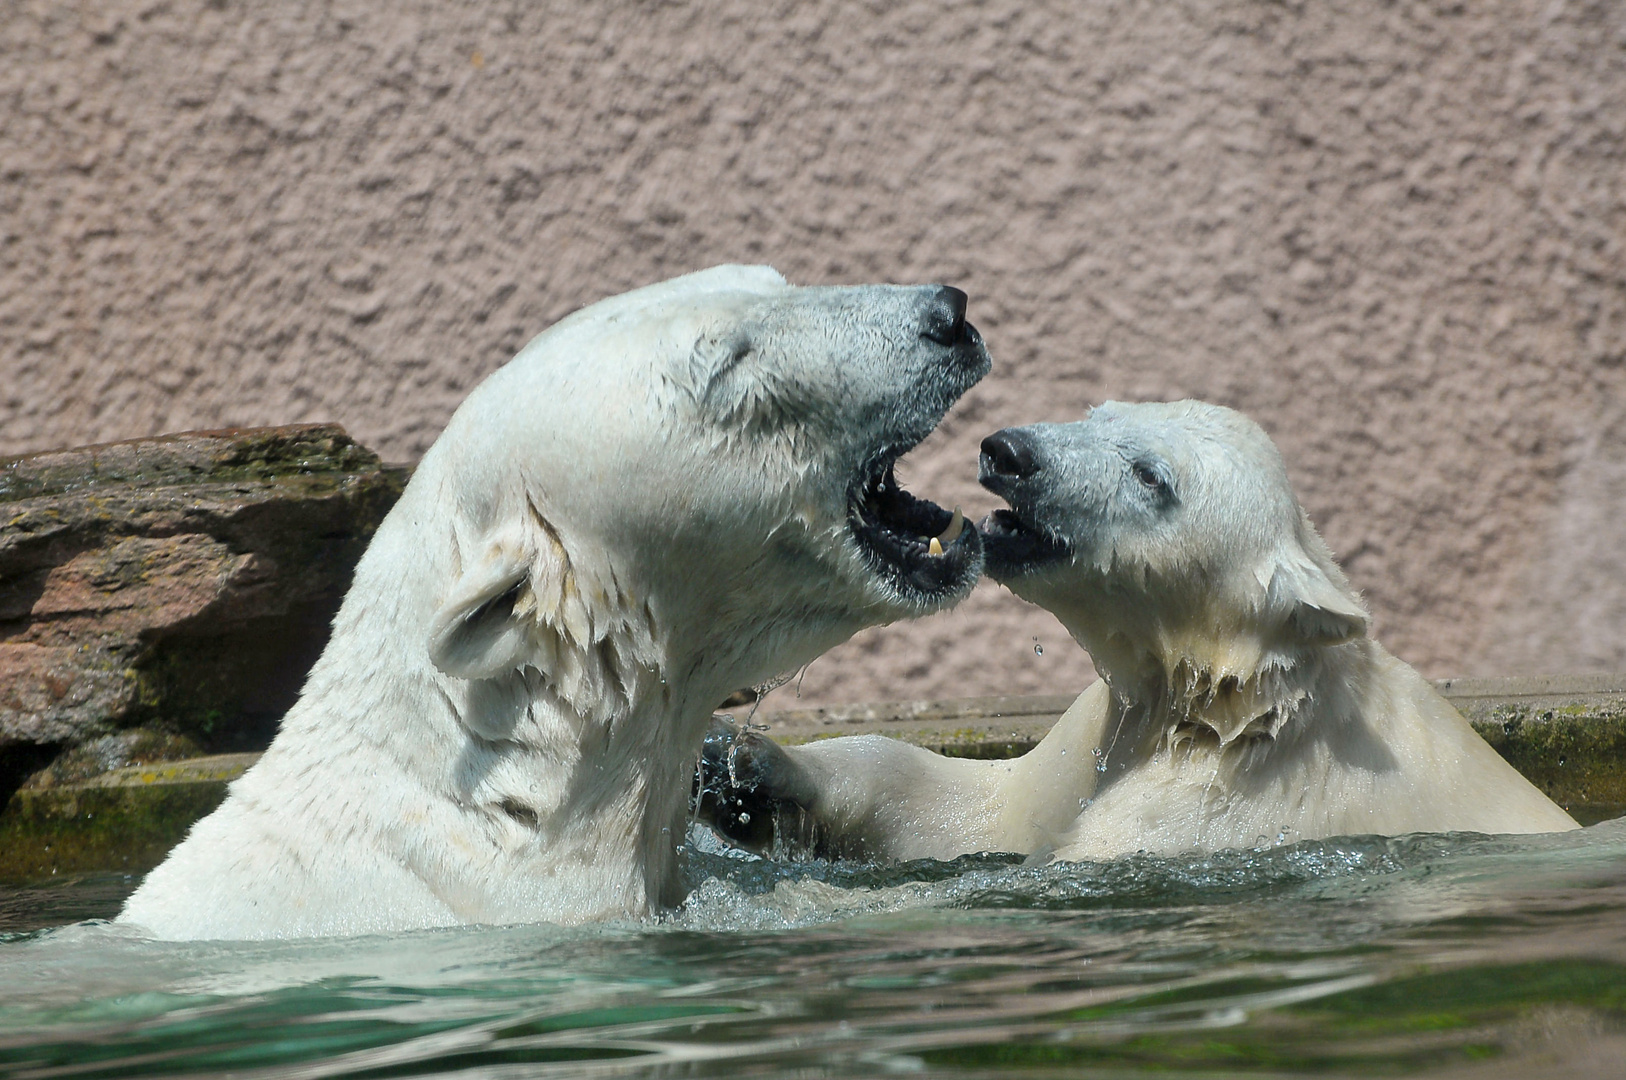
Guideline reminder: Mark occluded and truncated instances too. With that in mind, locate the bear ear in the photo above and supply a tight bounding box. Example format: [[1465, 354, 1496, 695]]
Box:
[[427, 534, 533, 681], [700, 326, 755, 384], [694, 327, 762, 419], [1264, 552, 1369, 648]]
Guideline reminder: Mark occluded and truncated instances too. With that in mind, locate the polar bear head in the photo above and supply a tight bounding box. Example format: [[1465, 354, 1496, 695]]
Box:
[[413, 266, 988, 727], [978, 400, 1367, 727]]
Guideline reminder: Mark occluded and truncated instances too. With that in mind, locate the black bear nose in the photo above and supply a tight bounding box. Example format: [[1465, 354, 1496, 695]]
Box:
[[981, 428, 1041, 481], [920, 286, 970, 346]]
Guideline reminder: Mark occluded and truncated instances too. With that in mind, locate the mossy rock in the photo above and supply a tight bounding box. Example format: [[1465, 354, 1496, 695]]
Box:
[[0, 753, 255, 879], [0, 784, 228, 879], [1472, 705, 1626, 825]]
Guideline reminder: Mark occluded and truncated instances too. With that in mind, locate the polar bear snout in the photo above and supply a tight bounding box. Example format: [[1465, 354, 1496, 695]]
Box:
[[980, 428, 1043, 484], [977, 426, 1072, 582], [911, 284, 986, 386], [815, 283, 990, 611], [919, 285, 974, 348]]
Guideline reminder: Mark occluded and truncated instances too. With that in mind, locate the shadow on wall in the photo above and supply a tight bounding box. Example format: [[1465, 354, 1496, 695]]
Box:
[[788, 578, 1096, 711], [1480, 407, 1626, 675]]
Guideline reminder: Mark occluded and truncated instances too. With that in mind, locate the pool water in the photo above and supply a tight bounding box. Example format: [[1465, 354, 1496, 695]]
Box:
[[3, 821, 1625, 1078]]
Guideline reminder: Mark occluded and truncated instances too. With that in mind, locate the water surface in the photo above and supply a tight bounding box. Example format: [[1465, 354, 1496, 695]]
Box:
[[3, 822, 1625, 1078]]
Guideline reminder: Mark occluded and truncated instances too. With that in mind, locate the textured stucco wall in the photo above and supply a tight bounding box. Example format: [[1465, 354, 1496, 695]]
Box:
[[3, 0, 1624, 707]]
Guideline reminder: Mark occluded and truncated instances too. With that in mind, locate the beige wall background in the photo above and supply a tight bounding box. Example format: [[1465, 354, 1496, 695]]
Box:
[[3, 0, 1623, 708]]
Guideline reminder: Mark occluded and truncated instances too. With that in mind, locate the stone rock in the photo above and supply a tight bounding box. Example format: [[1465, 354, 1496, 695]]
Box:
[[0, 425, 406, 786]]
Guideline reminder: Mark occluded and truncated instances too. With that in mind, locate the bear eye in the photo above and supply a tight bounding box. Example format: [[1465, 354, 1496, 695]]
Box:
[[1133, 462, 1164, 490]]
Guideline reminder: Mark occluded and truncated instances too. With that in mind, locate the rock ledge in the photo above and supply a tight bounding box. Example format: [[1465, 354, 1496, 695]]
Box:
[[0, 425, 406, 794]]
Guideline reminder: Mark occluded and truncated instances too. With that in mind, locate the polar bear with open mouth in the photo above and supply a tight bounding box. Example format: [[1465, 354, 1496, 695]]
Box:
[[118, 265, 988, 939], [702, 400, 1577, 861]]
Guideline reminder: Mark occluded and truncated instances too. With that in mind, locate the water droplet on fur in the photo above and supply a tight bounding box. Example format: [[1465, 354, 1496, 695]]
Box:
[[1059, 749, 1066, 757], [1091, 747, 1103, 758], [1032, 637, 1044, 656], [1078, 797, 1093, 810], [1256, 835, 1269, 848], [737, 812, 750, 824]]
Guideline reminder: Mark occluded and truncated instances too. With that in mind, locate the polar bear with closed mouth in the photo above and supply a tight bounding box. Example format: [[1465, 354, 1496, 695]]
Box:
[[118, 265, 989, 939], [701, 400, 1577, 861]]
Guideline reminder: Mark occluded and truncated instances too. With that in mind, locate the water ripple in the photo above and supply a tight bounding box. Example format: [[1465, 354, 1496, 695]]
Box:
[[0, 821, 1623, 1077]]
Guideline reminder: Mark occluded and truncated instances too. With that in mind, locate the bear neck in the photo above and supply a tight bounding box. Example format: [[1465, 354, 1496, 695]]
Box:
[[265, 486, 726, 922], [1064, 606, 1366, 760]]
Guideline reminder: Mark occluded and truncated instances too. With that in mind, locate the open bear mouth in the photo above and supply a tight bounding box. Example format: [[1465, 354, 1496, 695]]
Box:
[[978, 507, 1071, 580], [848, 450, 982, 604]]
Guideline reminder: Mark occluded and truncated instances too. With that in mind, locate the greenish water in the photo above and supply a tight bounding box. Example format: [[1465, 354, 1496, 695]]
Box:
[[3, 822, 1625, 1078]]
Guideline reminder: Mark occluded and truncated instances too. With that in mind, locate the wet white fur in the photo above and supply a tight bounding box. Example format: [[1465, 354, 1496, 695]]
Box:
[[119, 266, 984, 939], [766, 400, 1577, 861]]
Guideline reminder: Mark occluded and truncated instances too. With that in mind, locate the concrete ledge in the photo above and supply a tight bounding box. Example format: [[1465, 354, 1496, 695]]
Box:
[[57, 752, 260, 789], [735, 693, 1077, 758], [3, 677, 1623, 880], [1433, 672, 1626, 706]]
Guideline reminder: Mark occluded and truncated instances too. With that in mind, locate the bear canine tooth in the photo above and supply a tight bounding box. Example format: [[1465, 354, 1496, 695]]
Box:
[[928, 536, 944, 556], [936, 506, 965, 546]]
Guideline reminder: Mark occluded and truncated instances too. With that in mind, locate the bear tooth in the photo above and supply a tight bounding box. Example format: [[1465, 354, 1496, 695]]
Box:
[[936, 506, 965, 546], [928, 536, 944, 556]]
